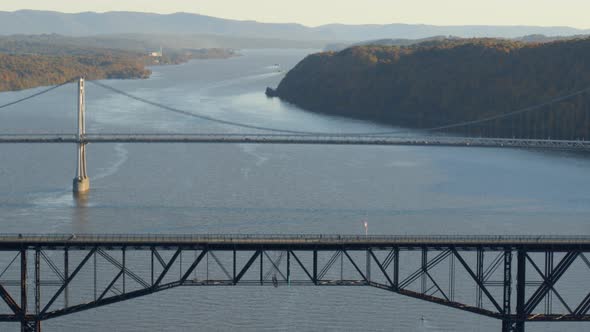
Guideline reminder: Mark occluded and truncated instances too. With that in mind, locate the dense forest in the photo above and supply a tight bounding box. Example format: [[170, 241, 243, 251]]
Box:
[[0, 53, 151, 91], [269, 38, 590, 140], [0, 35, 236, 92]]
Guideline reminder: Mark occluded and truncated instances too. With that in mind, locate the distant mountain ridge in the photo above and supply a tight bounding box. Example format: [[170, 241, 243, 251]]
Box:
[[0, 33, 323, 54], [0, 10, 588, 41]]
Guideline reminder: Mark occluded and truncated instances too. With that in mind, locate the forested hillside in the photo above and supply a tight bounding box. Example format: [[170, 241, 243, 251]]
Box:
[[0, 35, 236, 92], [0, 53, 150, 91], [269, 38, 590, 139]]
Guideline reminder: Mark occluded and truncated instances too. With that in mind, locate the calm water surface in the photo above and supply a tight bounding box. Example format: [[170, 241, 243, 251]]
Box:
[[0, 49, 589, 331]]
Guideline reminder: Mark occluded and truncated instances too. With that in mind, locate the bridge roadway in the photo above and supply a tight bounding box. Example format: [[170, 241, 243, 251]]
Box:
[[0, 133, 589, 151], [2, 234, 590, 249]]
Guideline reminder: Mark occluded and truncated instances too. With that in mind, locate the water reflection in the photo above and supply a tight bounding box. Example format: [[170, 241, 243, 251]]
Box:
[[72, 192, 89, 232], [73, 192, 89, 208]]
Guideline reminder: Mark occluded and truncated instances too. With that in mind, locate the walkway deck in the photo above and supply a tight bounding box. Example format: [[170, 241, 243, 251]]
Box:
[[2, 234, 589, 249]]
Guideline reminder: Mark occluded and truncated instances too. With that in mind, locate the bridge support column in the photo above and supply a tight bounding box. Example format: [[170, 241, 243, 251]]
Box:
[[20, 250, 41, 332], [501, 249, 526, 332], [501, 249, 513, 332], [514, 249, 526, 332], [20, 249, 27, 332], [313, 250, 318, 285], [73, 77, 89, 194]]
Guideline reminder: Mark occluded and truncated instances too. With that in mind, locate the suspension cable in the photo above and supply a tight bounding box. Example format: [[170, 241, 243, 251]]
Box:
[[424, 85, 590, 132], [0, 78, 76, 111], [88, 79, 590, 137], [88, 80, 405, 136]]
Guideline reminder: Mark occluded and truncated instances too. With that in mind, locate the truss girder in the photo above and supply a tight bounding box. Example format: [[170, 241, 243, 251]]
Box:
[[0, 244, 587, 331]]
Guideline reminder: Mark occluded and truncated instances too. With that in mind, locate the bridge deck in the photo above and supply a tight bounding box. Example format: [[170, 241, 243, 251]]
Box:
[[0, 134, 589, 150], [2, 234, 590, 249]]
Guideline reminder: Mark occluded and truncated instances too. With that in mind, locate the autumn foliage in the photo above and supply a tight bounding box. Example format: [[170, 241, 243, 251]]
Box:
[[0, 53, 150, 91], [273, 38, 590, 139]]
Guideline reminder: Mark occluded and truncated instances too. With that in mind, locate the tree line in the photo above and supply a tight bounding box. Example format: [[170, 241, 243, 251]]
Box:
[[0, 53, 151, 91], [0, 36, 236, 92]]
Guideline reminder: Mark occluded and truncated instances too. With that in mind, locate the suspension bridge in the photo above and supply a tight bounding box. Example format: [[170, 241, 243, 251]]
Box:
[[0, 77, 589, 194]]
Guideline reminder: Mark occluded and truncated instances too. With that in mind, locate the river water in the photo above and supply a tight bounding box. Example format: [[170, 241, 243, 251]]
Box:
[[0, 49, 589, 331]]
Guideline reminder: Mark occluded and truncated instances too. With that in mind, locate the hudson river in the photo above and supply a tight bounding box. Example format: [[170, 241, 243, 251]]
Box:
[[0, 49, 589, 331]]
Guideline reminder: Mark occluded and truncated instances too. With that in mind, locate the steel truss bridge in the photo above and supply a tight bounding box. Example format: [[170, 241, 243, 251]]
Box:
[[0, 234, 588, 331]]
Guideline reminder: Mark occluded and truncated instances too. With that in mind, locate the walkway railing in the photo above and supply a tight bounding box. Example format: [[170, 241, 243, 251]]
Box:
[[1, 233, 590, 245]]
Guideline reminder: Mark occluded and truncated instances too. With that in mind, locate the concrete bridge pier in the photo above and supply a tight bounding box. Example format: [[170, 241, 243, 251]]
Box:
[[73, 77, 89, 194]]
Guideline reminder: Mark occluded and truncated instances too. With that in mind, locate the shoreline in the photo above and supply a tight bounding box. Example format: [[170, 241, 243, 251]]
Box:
[[0, 50, 242, 94]]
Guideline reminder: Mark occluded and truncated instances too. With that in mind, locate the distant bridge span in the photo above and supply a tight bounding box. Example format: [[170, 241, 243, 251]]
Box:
[[1, 133, 589, 151], [2, 78, 590, 194]]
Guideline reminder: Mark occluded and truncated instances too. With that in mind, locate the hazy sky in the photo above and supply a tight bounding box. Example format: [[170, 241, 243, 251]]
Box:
[[1, 0, 589, 29]]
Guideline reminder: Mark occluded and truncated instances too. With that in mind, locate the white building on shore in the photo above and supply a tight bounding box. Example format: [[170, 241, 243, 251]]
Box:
[[149, 47, 163, 57]]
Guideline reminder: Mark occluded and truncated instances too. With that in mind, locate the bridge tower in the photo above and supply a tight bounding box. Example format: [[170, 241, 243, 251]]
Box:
[[73, 77, 89, 193]]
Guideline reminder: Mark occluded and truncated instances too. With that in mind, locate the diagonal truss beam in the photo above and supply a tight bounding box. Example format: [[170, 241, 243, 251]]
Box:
[[342, 250, 367, 282], [0, 284, 20, 314], [0, 253, 20, 278], [452, 248, 504, 313], [152, 248, 166, 268], [40, 251, 65, 282], [483, 252, 503, 283], [525, 253, 574, 315], [368, 249, 394, 287], [153, 249, 182, 287], [399, 250, 450, 290], [370, 282, 502, 320], [98, 270, 124, 301], [210, 252, 232, 280], [574, 254, 590, 316], [318, 251, 341, 280], [0, 253, 19, 280], [288, 251, 314, 282], [234, 251, 260, 283], [41, 248, 97, 315], [181, 250, 208, 283], [263, 251, 287, 281], [97, 249, 150, 289], [382, 249, 396, 270], [424, 270, 450, 301], [41, 280, 180, 321], [575, 292, 590, 316], [524, 251, 579, 314]]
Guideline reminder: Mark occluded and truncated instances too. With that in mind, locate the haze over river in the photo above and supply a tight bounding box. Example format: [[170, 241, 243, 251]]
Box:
[[0, 49, 589, 331]]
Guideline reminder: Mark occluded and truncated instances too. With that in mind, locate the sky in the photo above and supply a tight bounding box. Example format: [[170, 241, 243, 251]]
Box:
[[1, 0, 589, 29]]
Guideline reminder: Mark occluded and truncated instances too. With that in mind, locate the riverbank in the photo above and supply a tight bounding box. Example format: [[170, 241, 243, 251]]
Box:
[[0, 50, 238, 92], [0, 43, 237, 92]]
